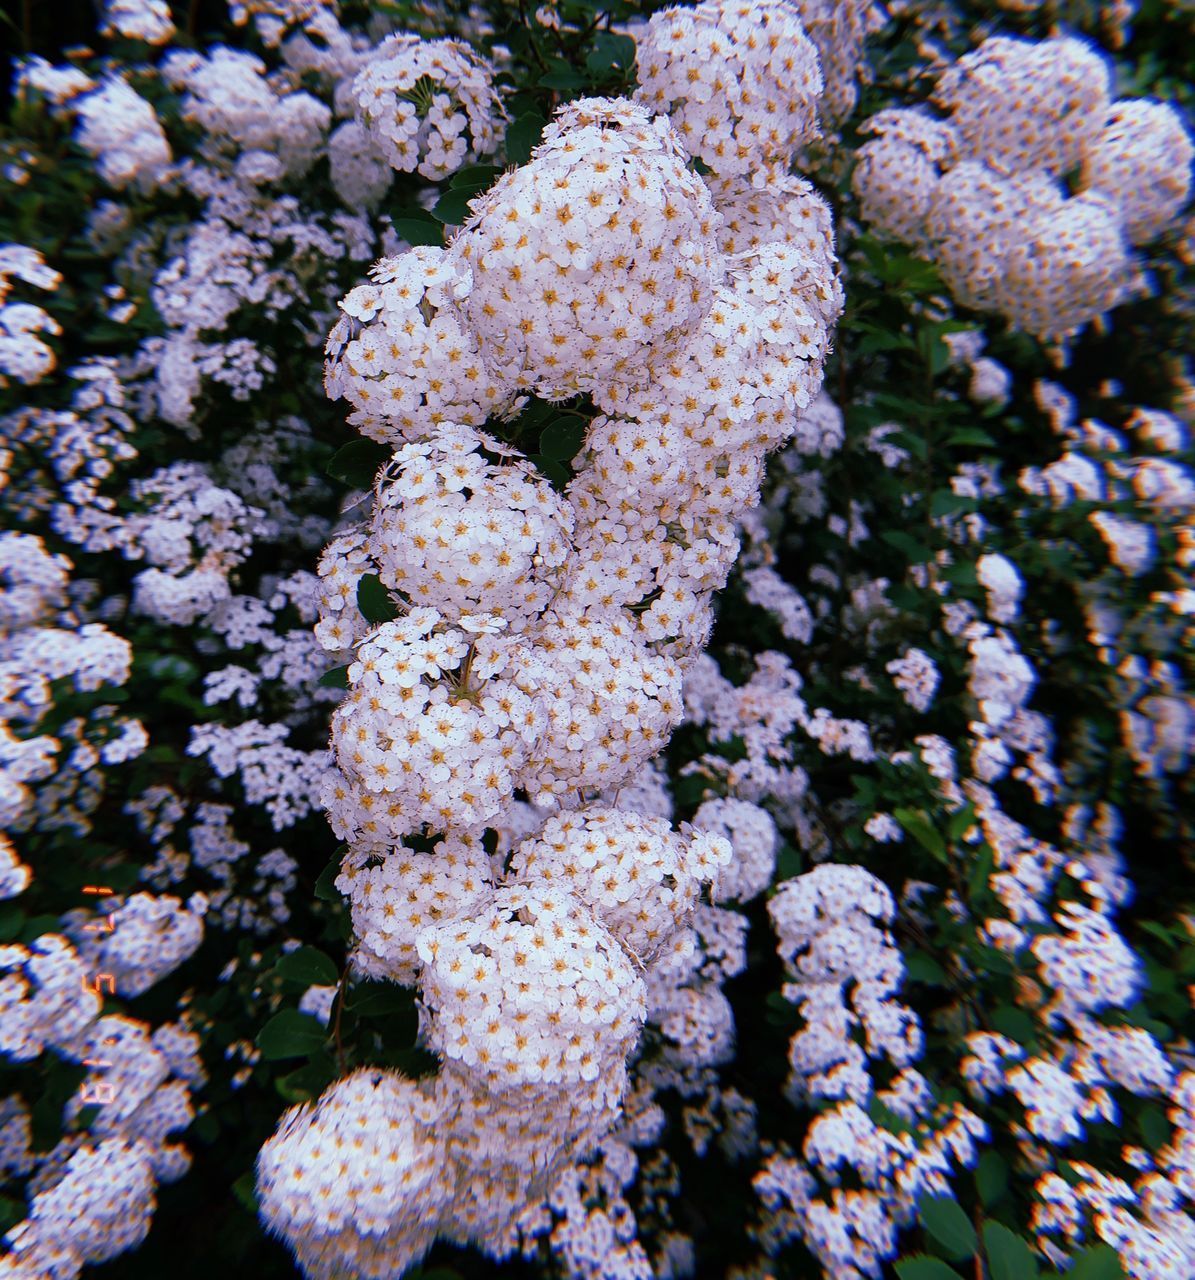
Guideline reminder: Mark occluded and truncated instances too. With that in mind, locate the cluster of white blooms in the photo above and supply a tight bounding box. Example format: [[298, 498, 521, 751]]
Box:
[[768, 865, 923, 1104], [634, 0, 823, 183], [350, 34, 504, 181], [753, 1094, 988, 1280], [281, 4, 842, 1267], [789, 0, 886, 127], [162, 46, 330, 177], [0, 523, 142, 836], [369, 429, 573, 623], [61, 891, 208, 998], [101, 0, 177, 45], [72, 76, 173, 193], [453, 97, 723, 401], [508, 807, 729, 961], [689, 797, 778, 904], [0, 923, 205, 1276], [1018, 382, 1195, 782], [119, 462, 269, 626], [853, 35, 1193, 346], [324, 251, 513, 442], [0, 244, 62, 388]]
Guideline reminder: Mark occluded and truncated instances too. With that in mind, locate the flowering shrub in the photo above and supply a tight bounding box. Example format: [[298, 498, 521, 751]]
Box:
[[1, 1, 1193, 1279]]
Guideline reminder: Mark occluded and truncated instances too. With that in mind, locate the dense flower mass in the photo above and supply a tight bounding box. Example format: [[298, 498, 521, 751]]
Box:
[[2, 2, 1194, 1279]]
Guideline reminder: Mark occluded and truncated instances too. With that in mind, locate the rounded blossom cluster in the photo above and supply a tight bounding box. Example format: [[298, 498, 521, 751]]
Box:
[[507, 806, 731, 961], [328, 607, 544, 838], [324, 248, 512, 443], [350, 34, 504, 181], [451, 97, 724, 402], [369, 428, 574, 626], [72, 76, 172, 193], [853, 34, 1193, 345], [283, 2, 842, 1262], [0, 245, 63, 389], [417, 881, 646, 1088], [334, 830, 492, 983], [690, 795, 778, 903], [257, 1069, 446, 1280], [769, 865, 923, 1103], [634, 0, 823, 182], [61, 891, 207, 999]]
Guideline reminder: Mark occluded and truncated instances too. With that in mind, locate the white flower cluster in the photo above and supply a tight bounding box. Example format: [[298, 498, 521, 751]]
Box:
[[324, 250, 513, 442], [61, 891, 208, 999], [101, 0, 177, 45], [0, 526, 141, 836], [0, 244, 62, 388], [0, 927, 204, 1278], [754, 1093, 988, 1280], [634, 0, 823, 184], [1018, 383, 1195, 782], [279, 6, 841, 1265], [789, 0, 886, 127], [453, 97, 723, 401], [350, 34, 504, 181], [768, 865, 923, 1104], [162, 46, 330, 178], [853, 35, 1193, 345], [120, 462, 270, 626], [689, 796, 778, 904], [72, 76, 172, 193]]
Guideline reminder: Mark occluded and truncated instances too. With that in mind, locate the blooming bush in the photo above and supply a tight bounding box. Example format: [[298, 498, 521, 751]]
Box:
[[0, 1, 1193, 1279]]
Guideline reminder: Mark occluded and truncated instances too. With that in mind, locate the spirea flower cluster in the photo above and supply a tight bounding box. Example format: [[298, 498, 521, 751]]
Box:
[[853, 32, 1194, 347], [5, 1, 1195, 1279]]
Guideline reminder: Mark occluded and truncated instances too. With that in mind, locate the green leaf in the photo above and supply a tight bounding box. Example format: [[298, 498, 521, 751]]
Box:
[[191, 1110, 219, 1143], [983, 1221, 1039, 1280], [21, 915, 63, 945], [0, 901, 23, 943], [314, 853, 343, 903], [393, 217, 444, 246], [431, 188, 482, 225], [0, 1194, 23, 1235], [326, 438, 389, 488], [232, 1171, 259, 1214], [506, 112, 546, 164], [274, 947, 339, 987], [275, 1054, 337, 1103], [348, 980, 418, 1020], [1067, 1243, 1126, 1280], [975, 1150, 1008, 1208], [893, 808, 947, 862], [585, 32, 636, 77], [1137, 1103, 1172, 1151], [881, 530, 933, 563], [967, 843, 995, 902], [948, 803, 977, 840], [539, 415, 588, 461], [356, 574, 398, 624], [255, 1010, 327, 1061], [930, 490, 980, 519], [538, 65, 587, 90], [917, 1194, 977, 1260], [989, 1004, 1036, 1043], [946, 428, 997, 448], [904, 951, 948, 986], [317, 664, 349, 690], [529, 454, 570, 490], [774, 842, 801, 882], [894, 1256, 962, 1280], [449, 164, 501, 189]]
